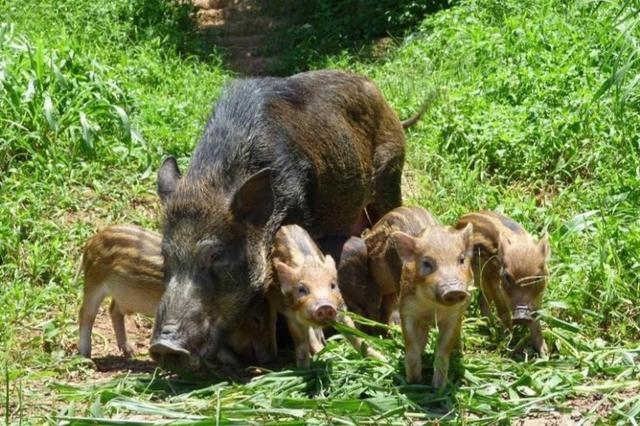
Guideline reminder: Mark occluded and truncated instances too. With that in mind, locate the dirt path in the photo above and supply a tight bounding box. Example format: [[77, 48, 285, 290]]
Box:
[[192, 0, 287, 75]]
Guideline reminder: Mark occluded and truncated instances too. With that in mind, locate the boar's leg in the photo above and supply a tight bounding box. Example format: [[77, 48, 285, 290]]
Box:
[[109, 300, 134, 358], [432, 313, 463, 389], [215, 343, 241, 366], [78, 285, 108, 358], [367, 144, 404, 223], [529, 319, 548, 356], [337, 313, 387, 362], [400, 313, 430, 384], [287, 319, 311, 368], [267, 304, 279, 359]]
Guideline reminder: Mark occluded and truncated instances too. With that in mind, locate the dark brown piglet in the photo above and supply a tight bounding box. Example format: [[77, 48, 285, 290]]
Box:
[[455, 211, 550, 355], [334, 207, 438, 333]]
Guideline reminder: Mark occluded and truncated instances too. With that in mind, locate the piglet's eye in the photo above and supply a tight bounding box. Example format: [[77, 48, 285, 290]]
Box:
[[297, 284, 309, 296], [502, 271, 514, 286], [459, 254, 465, 264], [330, 282, 338, 291], [421, 259, 434, 275]]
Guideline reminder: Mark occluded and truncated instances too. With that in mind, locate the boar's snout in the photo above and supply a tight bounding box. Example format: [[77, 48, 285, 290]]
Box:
[[512, 305, 533, 325], [150, 325, 200, 371], [437, 281, 470, 306], [149, 338, 199, 371], [313, 303, 337, 324]]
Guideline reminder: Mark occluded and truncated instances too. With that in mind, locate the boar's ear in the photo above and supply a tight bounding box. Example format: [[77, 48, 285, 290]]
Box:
[[274, 260, 297, 290], [391, 231, 417, 262], [539, 234, 551, 262], [157, 156, 181, 203], [231, 168, 274, 227]]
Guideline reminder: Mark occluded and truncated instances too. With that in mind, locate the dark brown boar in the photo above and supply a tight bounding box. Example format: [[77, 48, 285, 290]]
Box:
[[340, 206, 439, 327], [152, 70, 410, 370], [268, 225, 386, 367], [78, 225, 273, 366], [455, 211, 550, 355]]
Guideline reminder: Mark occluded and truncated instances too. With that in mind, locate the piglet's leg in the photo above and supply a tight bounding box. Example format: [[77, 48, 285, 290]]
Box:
[[433, 314, 463, 389], [478, 290, 492, 318], [109, 300, 134, 358], [287, 320, 311, 368], [529, 319, 548, 356], [483, 279, 512, 328], [337, 314, 387, 362], [401, 313, 429, 384], [308, 328, 324, 355], [380, 293, 398, 326]]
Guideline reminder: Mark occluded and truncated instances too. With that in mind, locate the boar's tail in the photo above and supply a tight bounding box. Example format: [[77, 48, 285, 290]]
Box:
[[401, 89, 440, 130]]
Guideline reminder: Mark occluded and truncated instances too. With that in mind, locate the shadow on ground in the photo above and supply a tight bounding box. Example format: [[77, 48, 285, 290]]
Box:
[[395, 352, 465, 419], [121, 0, 451, 75]]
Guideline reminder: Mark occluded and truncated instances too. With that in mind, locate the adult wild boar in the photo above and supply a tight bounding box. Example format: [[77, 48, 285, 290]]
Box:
[[151, 70, 418, 369]]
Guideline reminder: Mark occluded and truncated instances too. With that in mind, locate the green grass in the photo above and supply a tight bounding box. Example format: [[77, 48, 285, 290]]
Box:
[[1, 0, 639, 423]]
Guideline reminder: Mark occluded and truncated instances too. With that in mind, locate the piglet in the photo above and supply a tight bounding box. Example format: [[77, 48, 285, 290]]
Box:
[[456, 211, 550, 355], [268, 225, 386, 367]]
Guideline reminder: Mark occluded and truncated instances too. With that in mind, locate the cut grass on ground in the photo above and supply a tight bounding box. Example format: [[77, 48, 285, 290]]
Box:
[[1, 0, 639, 424]]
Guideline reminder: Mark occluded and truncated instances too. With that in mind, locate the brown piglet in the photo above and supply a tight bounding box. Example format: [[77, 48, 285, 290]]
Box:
[[268, 225, 386, 367], [393, 223, 474, 388], [455, 211, 550, 355], [355, 206, 474, 388], [78, 225, 273, 365]]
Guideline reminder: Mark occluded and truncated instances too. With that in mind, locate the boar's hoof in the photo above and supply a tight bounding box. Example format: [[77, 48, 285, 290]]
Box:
[[313, 304, 337, 324], [149, 340, 196, 371]]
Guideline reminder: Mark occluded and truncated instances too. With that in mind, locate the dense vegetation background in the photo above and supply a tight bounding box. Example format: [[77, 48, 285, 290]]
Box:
[[1, 0, 638, 423]]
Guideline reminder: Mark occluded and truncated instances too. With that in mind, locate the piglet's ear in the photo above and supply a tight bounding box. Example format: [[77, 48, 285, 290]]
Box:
[[539, 234, 551, 262], [459, 223, 473, 248], [324, 254, 336, 271], [391, 231, 418, 263], [157, 156, 181, 203], [273, 260, 297, 291], [231, 168, 274, 227], [498, 233, 511, 258]]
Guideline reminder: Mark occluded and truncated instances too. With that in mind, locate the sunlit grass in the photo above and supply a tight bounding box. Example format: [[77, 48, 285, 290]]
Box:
[[1, 0, 639, 423]]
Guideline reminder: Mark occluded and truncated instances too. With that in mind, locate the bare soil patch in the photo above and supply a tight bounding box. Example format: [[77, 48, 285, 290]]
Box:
[[192, 0, 287, 75]]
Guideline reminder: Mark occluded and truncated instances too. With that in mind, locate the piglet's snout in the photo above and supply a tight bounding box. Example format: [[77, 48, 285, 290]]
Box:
[[437, 281, 470, 306], [512, 305, 533, 325], [312, 302, 337, 324]]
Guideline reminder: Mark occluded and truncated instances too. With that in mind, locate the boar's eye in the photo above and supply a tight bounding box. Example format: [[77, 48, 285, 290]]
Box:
[[420, 258, 434, 276], [458, 253, 465, 265], [297, 283, 309, 296], [330, 281, 338, 291]]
